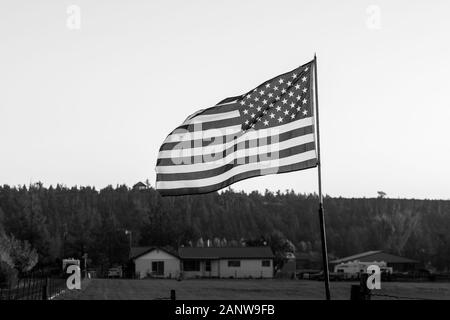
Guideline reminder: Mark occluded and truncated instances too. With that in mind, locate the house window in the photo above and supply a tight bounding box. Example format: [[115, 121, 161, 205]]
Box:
[[152, 261, 164, 275], [205, 260, 211, 272], [184, 260, 200, 271], [262, 260, 271, 267], [228, 260, 241, 267]]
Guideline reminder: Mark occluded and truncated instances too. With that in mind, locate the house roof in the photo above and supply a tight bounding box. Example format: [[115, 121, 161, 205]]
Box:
[[129, 246, 178, 260], [330, 250, 418, 264], [178, 246, 274, 259], [133, 182, 147, 189]]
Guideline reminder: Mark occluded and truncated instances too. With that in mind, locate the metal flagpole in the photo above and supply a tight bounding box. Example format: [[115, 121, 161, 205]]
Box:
[[313, 54, 331, 300]]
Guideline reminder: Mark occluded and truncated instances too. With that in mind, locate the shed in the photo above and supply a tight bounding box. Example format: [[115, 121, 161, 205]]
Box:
[[330, 250, 418, 272]]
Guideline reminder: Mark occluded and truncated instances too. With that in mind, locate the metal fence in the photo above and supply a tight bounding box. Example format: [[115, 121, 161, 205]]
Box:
[[0, 276, 67, 300]]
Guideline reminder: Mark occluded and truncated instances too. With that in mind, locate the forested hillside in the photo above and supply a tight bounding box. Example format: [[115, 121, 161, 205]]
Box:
[[1, 183, 449, 275]]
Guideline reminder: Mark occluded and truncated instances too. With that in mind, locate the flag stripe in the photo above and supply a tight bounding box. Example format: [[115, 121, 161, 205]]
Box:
[[162, 125, 243, 144], [156, 141, 316, 181], [158, 124, 314, 161], [162, 103, 241, 144], [159, 130, 244, 151], [159, 123, 313, 152], [161, 116, 314, 148], [183, 110, 241, 125], [177, 116, 242, 132], [215, 96, 241, 106], [156, 150, 317, 190], [156, 133, 315, 174], [194, 101, 240, 116], [157, 158, 317, 196], [157, 136, 315, 175]]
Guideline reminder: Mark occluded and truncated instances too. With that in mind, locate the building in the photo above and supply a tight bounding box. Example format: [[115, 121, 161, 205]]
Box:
[[330, 250, 419, 273], [131, 247, 180, 279], [179, 246, 274, 279], [132, 182, 147, 191], [130, 246, 274, 279], [332, 261, 393, 279]]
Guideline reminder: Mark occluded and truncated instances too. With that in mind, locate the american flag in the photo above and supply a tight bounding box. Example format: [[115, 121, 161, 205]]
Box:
[[156, 60, 318, 196]]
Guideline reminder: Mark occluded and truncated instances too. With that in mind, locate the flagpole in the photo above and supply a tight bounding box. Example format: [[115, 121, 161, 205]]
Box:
[[313, 54, 331, 300]]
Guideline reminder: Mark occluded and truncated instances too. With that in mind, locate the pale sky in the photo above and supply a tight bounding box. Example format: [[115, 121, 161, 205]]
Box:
[[1, 0, 449, 199]]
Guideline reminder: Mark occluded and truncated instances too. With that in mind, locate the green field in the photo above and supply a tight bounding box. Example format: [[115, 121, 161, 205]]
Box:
[[56, 279, 450, 300]]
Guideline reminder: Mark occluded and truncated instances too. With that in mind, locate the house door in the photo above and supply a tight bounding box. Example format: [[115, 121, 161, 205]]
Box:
[[152, 261, 164, 276], [205, 260, 211, 276]]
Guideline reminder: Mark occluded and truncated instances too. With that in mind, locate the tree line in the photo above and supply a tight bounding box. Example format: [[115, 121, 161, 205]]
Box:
[[1, 183, 449, 284]]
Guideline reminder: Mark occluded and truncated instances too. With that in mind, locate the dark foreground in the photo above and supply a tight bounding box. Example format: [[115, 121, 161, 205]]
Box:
[[56, 278, 450, 300]]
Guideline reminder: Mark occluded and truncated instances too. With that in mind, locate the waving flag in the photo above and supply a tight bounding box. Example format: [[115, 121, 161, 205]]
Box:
[[156, 60, 318, 196]]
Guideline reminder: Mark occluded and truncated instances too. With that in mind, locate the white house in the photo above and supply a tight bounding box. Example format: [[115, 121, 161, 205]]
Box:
[[131, 247, 180, 279], [130, 246, 274, 279], [178, 246, 274, 279]]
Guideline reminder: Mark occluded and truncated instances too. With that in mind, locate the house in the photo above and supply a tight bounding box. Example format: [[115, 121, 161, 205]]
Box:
[[178, 246, 274, 279], [130, 246, 275, 279], [130, 246, 180, 279], [330, 250, 419, 273], [132, 182, 147, 191]]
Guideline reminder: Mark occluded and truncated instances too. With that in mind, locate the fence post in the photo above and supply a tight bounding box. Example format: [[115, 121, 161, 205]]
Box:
[[31, 275, 35, 300], [33, 278, 38, 300], [350, 273, 371, 300], [26, 277, 31, 300], [42, 278, 49, 300], [170, 289, 176, 301], [21, 279, 25, 300], [360, 273, 371, 300]]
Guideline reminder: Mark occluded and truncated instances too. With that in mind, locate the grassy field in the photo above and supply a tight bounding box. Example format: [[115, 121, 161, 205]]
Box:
[[56, 278, 450, 300]]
